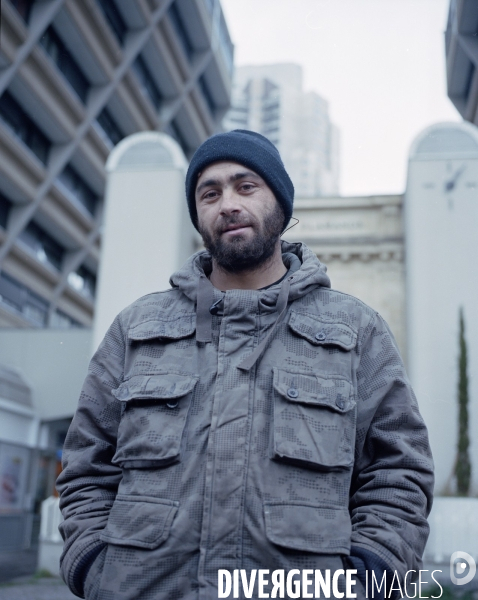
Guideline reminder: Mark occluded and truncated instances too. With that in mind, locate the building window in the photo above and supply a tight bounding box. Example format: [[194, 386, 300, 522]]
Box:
[[199, 75, 216, 117], [203, 0, 214, 16], [0, 271, 48, 326], [0, 91, 51, 165], [57, 164, 99, 216], [0, 192, 12, 229], [18, 221, 65, 271], [464, 62, 476, 103], [132, 56, 162, 110], [262, 114, 280, 124], [40, 27, 90, 103], [218, 10, 234, 74], [67, 265, 96, 299], [227, 116, 248, 127], [10, 0, 34, 22], [50, 309, 82, 329], [96, 0, 127, 45], [96, 107, 124, 146], [262, 101, 280, 111], [166, 119, 189, 156], [263, 125, 279, 135], [168, 2, 194, 62]]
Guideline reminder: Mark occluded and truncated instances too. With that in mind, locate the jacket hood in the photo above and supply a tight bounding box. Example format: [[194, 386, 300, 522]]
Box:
[[169, 241, 331, 303]]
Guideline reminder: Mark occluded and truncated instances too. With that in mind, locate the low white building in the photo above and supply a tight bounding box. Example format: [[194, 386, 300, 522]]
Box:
[[0, 328, 91, 551]]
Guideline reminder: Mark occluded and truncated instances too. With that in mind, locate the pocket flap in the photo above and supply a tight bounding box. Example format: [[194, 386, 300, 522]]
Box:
[[273, 368, 353, 413], [112, 372, 198, 402], [128, 314, 196, 341], [100, 495, 178, 550], [264, 501, 351, 554], [288, 311, 357, 350]]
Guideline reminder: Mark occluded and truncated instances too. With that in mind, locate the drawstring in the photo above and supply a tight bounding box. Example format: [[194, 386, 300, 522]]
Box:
[[282, 252, 301, 274], [237, 275, 292, 371], [196, 274, 215, 343]]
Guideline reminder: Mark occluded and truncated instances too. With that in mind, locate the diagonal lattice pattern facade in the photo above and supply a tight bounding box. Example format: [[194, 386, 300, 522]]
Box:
[[0, 0, 233, 329]]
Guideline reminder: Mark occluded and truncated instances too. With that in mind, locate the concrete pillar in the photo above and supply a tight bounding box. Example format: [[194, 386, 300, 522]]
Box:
[[405, 122, 478, 495], [93, 132, 196, 351]]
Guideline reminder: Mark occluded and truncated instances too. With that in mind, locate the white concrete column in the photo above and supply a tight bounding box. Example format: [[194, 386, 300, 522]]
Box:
[[93, 132, 196, 351], [405, 122, 478, 495]]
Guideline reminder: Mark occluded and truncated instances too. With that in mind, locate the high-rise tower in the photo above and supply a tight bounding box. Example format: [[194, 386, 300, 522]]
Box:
[[223, 63, 340, 197]]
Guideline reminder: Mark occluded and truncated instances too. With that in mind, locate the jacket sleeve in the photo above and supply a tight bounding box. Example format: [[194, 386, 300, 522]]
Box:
[[56, 314, 126, 598], [349, 311, 434, 593]]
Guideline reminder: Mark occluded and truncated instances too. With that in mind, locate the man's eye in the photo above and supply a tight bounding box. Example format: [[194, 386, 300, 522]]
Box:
[[203, 190, 218, 200], [240, 183, 254, 191]]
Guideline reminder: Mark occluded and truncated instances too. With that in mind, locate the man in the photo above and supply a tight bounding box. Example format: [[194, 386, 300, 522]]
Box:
[[57, 130, 434, 600]]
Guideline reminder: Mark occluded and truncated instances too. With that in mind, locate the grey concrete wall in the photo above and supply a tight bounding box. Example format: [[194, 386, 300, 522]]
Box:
[[0, 329, 92, 421], [288, 195, 406, 359]]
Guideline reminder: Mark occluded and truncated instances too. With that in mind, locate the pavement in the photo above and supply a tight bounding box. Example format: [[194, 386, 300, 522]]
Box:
[[0, 546, 75, 600], [0, 552, 477, 599], [1, 569, 475, 600], [0, 548, 39, 584], [0, 575, 76, 600]]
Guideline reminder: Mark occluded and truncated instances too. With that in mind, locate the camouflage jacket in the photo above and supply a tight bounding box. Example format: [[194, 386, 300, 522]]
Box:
[[57, 241, 434, 600]]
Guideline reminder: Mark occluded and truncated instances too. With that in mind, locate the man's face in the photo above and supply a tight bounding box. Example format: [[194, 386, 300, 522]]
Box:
[[195, 161, 284, 273]]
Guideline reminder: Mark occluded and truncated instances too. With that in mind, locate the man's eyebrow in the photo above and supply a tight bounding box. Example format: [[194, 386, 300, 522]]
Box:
[[196, 178, 219, 194], [196, 171, 261, 195]]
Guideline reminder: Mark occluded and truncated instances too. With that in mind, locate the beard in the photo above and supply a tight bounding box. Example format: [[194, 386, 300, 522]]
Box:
[[198, 203, 284, 274]]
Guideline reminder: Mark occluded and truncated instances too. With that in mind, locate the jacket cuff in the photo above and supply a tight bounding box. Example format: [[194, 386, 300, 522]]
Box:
[[61, 535, 106, 598], [349, 546, 398, 600]]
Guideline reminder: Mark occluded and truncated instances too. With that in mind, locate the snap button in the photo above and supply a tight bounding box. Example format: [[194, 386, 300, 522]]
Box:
[[167, 400, 179, 409], [117, 386, 129, 400], [287, 387, 299, 399], [336, 396, 345, 410], [315, 331, 327, 342]]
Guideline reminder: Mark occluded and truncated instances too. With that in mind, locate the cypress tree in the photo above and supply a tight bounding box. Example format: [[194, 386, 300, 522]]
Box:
[[455, 307, 471, 495]]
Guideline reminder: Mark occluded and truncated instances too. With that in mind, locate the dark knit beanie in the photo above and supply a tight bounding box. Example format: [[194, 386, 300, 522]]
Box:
[[185, 129, 294, 232]]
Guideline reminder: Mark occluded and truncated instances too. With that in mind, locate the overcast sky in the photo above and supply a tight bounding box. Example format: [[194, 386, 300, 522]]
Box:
[[220, 0, 460, 196]]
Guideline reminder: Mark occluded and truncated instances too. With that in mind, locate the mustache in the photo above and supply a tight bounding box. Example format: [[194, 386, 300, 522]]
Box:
[[215, 215, 256, 234]]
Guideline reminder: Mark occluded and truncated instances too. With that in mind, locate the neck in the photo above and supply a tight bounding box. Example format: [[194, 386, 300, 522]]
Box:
[[209, 242, 286, 291]]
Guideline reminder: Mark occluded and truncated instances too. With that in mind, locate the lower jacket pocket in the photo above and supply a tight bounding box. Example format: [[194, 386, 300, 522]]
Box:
[[100, 495, 179, 550], [264, 501, 352, 554]]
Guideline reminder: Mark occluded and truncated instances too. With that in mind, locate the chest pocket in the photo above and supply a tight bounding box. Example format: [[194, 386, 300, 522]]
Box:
[[288, 310, 357, 351], [272, 367, 356, 471], [111, 372, 198, 469]]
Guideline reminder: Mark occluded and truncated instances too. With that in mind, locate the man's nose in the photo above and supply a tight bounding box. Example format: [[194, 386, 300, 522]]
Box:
[[219, 188, 242, 215]]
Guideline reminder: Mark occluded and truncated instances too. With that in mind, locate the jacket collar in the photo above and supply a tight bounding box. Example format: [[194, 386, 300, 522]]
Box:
[[169, 241, 331, 305], [170, 242, 331, 364]]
